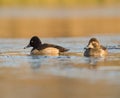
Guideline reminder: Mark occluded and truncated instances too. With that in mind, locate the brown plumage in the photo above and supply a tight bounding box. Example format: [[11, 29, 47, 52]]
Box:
[[84, 38, 108, 57]]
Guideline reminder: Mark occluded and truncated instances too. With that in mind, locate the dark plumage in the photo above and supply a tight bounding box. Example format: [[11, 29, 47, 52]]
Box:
[[24, 36, 69, 55]]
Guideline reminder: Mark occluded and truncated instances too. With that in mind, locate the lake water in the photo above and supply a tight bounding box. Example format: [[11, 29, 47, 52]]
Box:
[[1, 7, 120, 18], [0, 35, 120, 98]]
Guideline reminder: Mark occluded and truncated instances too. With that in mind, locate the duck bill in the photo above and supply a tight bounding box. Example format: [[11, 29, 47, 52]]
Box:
[[24, 44, 31, 49]]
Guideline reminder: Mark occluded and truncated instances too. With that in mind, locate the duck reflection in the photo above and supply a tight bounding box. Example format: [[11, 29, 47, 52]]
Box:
[[85, 56, 107, 69], [85, 57, 100, 69], [28, 55, 47, 72]]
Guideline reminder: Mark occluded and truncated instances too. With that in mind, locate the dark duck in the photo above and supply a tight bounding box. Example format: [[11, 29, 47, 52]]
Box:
[[24, 36, 69, 56]]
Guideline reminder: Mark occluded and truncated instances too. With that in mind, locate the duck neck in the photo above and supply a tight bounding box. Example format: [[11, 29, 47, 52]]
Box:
[[33, 43, 42, 50]]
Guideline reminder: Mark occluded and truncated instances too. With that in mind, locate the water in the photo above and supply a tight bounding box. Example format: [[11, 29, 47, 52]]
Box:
[[0, 7, 120, 18], [0, 35, 120, 98]]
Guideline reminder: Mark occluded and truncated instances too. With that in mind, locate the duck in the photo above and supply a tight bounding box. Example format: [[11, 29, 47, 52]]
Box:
[[24, 36, 69, 55], [84, 38, 108, 57]]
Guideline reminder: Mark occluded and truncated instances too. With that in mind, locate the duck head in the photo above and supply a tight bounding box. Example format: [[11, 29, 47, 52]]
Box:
[[24, 36, 42, 49], [86, 38, 100, 49]]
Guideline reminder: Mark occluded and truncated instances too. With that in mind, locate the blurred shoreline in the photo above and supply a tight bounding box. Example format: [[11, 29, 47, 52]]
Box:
[[0, 7, 120, 38]]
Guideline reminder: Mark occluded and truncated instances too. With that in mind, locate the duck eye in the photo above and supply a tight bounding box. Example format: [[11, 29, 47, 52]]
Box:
[[31, 40, 34, 43]]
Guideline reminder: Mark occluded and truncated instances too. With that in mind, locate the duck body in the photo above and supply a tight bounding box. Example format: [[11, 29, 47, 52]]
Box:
[[84, 38, 108, 57], [31, 43, 69, 55], [24, 36, 69, 55]]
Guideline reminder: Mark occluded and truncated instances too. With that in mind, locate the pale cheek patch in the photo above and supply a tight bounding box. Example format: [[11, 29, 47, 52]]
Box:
[[88, 43, 94, 48]]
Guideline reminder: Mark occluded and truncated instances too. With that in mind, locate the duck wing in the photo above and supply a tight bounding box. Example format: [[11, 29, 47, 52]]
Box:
[[39, 43, 69, 52], [100, 45, 107, 50]]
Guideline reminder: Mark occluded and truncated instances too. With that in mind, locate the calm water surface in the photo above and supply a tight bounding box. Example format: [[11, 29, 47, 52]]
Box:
[[0, 7, 120, 18], [0, 35, 120, 98]]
